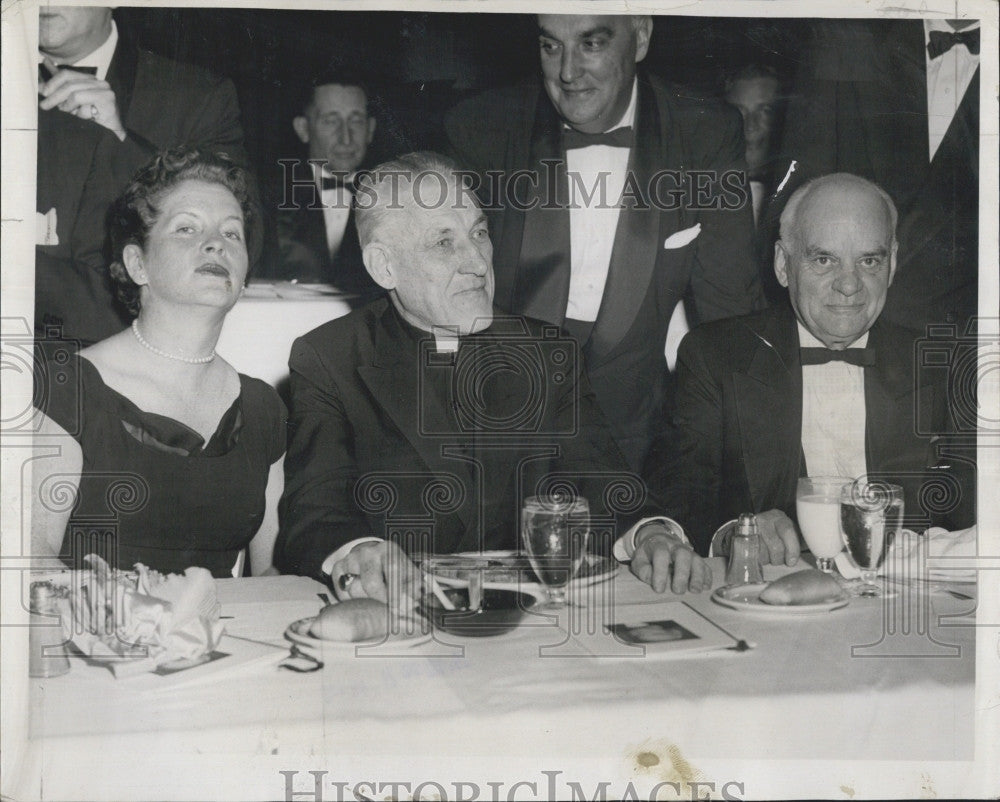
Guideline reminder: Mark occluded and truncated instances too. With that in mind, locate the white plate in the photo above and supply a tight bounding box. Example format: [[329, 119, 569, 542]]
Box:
[[422, 550, 618, 591], [284, 616, 431, 652], [711, 583, 849, 615]]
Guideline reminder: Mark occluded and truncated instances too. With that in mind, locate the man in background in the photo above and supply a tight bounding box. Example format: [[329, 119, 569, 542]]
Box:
[[270, 75, 382, 300]]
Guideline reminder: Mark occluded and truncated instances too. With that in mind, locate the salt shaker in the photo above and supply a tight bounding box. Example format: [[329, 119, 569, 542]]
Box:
[[29, 581, 71, 678], [725, 513, 765, 586]]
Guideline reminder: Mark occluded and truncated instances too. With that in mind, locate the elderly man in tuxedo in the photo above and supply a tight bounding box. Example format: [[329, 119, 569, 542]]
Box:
[[275, 152, 710, 599], [644, 173, 974, 561], [36, 6, 248, 345], [270, 75, 382, 300], [445, 15, 765, 471]]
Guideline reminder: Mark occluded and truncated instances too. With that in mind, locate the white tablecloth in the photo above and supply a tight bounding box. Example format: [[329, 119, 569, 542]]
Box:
[[215, 283, 354, 386], [9, 564, 987, 800]]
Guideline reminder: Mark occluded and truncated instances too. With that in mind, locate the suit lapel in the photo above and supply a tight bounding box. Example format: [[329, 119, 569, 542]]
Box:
[[854, 22, 928, 213], [864, 320, 918, 474], [356, 307, 476, 532], [510, 91, 572, 325], [590, 76, 678, 363], [733, 315, 803, 508], [36, 109, 106, 254], [105, 34, 137, 123]]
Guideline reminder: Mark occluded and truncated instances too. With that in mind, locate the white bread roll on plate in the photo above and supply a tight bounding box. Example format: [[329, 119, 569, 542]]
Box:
[[759, 569, 847, 606], [309, 598, 389, 641]]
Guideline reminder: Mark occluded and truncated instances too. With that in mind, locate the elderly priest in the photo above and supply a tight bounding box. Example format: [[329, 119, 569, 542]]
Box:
[[275, 152, 711, 599]]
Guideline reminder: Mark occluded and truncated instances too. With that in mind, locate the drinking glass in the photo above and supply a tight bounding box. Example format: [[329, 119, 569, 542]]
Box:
[[840, 480, 904, 597], [796, 476, 851, 573], [521, 495, 590, 609]]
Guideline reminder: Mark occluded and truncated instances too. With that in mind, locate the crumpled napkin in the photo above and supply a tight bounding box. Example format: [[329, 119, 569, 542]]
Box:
[[57, 554, 224, 677], [835, 526, 977, 582]]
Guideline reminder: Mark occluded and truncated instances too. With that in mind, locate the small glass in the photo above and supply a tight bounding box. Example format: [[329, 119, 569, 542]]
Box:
[[521, 495, 590, 609], [797, 476, 851, 573], [840, 480, 904, 597]]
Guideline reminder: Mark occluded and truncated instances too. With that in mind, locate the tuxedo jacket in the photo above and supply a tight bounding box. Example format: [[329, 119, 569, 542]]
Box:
[[269, 179, 382, 301], [644, 309, 970, 555], [35, 34, 247, 345], [444, 72, 765, 470], [274, 298, 649, 582], [773, 20, 979, 333]]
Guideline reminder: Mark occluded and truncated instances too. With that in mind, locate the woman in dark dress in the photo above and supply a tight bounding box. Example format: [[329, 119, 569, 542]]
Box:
[[32, 148, 285, 577]]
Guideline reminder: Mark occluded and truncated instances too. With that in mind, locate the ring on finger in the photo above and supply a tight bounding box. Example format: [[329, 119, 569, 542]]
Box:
[[89, 104, 99, 120], [337, 572, 358, 592]]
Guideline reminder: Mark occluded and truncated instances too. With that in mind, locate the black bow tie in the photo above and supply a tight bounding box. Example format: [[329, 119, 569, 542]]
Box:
[[927, 28, 980, 59], [38, 62, 98, 82], [800, 347, 876, 367], [563, 126, 633, 151], [320, 174, 355, 192]]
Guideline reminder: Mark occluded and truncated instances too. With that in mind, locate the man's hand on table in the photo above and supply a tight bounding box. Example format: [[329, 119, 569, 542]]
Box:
[[713, 509, 801, 566], [629, 523, 712, 594], [329, 540, 422, 604]]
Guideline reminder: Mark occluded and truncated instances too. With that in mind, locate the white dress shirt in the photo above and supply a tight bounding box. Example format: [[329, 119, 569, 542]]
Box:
[[924, 20, 980, 162], [564, 81, 637, 322], [799, 323, 869, 481], [314, 163, 354, 257]]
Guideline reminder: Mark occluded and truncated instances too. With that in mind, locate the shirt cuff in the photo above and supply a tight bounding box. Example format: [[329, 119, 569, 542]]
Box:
[[320, 536, 383, 577], [613, 517, 690, 562], [708, 520, 738, 558]]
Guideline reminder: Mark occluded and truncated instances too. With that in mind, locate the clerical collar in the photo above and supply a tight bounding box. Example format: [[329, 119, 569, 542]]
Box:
[[562, 78, 637, 135], [391, 305, 492, 353], [797, 321, 869, 352], [40, 19, 118, 81]]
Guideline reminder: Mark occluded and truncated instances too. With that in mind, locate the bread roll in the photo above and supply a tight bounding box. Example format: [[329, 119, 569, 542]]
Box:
[[758, 569, 846, 606], [309, 598, 389, 641]]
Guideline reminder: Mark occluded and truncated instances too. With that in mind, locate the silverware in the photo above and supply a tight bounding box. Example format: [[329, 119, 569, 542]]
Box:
[[279, 645, 324, 673], [944, 588, 975, 601]]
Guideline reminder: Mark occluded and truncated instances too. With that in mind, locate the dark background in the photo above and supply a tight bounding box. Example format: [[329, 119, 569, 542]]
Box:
[[115, 9, 812, 205]]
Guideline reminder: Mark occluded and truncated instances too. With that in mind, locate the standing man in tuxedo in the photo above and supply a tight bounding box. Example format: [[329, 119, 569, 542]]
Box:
[[644, 173, 974, 559], [271, 76, 382, 300], [445, 15, 765, 470], [36, 6, 248, 345], [774, 19, 980, 333]]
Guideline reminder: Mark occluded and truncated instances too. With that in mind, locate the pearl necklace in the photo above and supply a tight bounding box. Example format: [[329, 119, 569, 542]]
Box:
[[131, 320, 216, 364]]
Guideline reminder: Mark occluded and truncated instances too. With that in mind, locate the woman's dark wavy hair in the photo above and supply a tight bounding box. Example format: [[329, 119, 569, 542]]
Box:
[[107, 147, 255, 317]]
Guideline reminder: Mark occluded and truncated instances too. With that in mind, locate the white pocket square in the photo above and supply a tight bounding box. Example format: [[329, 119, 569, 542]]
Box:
[[37, 208, 59, 246], [663, 223, 700, 250]]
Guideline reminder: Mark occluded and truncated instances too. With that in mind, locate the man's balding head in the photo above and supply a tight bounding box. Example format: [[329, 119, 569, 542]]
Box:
[[775, 174, 898, 349]]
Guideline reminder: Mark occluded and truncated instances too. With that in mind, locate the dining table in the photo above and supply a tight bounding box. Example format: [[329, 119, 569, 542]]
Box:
[[7, 559, 989, 801]]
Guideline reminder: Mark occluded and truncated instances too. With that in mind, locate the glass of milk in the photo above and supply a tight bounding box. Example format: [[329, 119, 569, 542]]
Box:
[[796, 476, 852, 573]]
